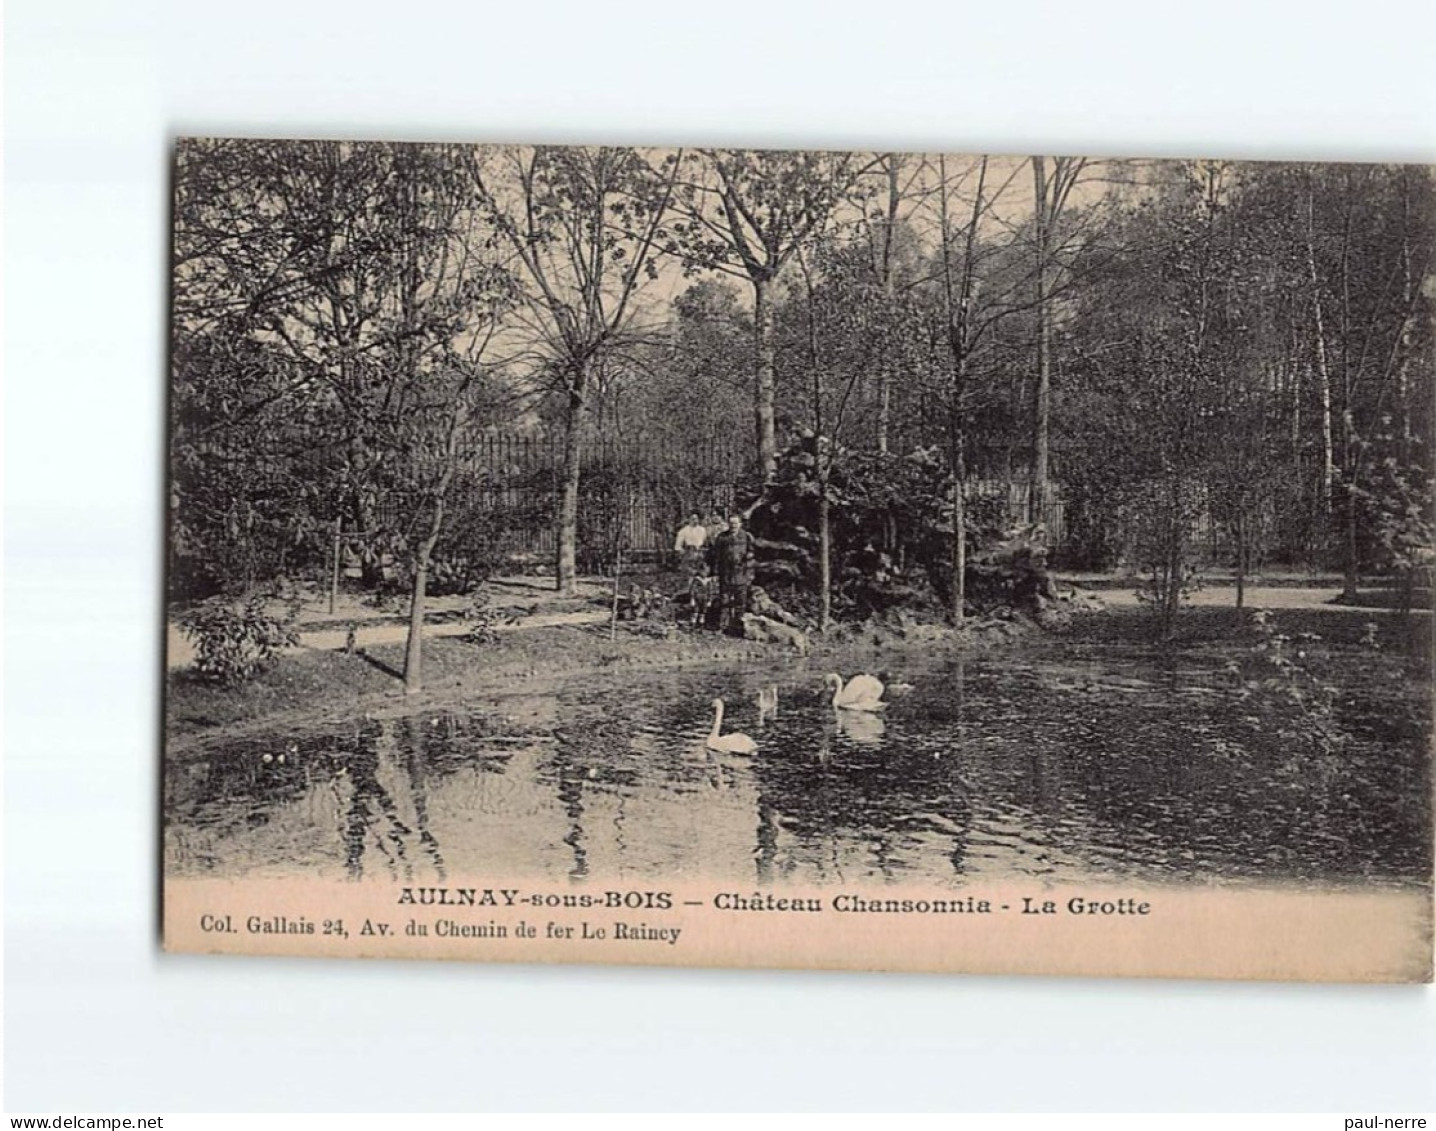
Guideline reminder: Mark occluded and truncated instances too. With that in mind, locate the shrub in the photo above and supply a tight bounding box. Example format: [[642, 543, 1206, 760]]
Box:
[[427, 501, 515, 596], [177, 593, 300, 684], [1233, 609, 1343, 759], [463, 588, 522, 645], [1126, 477, 1204, 639]]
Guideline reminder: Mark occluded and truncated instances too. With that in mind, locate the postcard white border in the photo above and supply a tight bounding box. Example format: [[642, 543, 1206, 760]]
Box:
[[6, 0, 1436, 1112]]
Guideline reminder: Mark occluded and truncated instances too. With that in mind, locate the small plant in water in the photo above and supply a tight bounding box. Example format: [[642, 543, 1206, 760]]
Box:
[[1236, 609, 1343, 761], [178, 592, 300, 685]]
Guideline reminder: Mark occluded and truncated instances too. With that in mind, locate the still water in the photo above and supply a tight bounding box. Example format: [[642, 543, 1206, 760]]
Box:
[[165, 653, 1432, 889]]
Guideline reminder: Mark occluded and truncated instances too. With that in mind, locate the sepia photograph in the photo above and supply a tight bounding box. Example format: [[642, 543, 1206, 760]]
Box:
[[162, 140, 1434, 980], [11, 0, 1436, 1113]]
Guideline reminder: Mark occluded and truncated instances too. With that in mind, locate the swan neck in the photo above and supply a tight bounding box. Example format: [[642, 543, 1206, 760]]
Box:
[[710, 701, 723, 737]]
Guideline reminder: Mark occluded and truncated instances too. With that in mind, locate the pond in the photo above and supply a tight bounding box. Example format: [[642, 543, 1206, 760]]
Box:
[[164, 648, 1432, 890]]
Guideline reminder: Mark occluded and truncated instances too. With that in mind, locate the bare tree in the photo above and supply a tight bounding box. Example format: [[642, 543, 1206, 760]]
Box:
[[471, 146, 680, 594], [863, 153, 933, 454], [792, 242, 873, 632], [934, 154, 989, 625], [675, 150, 875, 477], [1028, 156, 1090, 524]]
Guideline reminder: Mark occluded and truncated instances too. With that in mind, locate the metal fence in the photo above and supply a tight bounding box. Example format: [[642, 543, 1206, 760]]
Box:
[[181, 430, 1066, 581], [445, 435, 1065, 565], [967, 478, 1066, 545], [443, 433, 749, 567]]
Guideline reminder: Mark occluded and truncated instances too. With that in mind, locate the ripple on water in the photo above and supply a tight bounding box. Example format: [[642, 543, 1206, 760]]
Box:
[[165, 651, 1431, 889]]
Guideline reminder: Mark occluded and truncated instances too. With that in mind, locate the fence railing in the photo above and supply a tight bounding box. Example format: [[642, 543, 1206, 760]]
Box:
[[181, 430, 1067, 574]]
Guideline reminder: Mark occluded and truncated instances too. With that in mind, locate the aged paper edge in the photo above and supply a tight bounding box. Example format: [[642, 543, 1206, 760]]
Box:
[[163, 877, 1434, 984]]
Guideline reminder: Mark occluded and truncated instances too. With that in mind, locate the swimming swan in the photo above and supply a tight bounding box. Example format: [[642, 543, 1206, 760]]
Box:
[[825, 672, 887, 712], [707, 698, 757, 755]]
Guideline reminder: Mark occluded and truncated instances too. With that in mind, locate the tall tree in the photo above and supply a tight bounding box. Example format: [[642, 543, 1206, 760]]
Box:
[[791, 240, 876, 631], [861, 153, 933, 454], [675, 149, 873, 477], [1299, 164, 1436, 600], [471, 146, 680, 594], [1027, 156, 1090, 525], [933, 154, 989, 625]]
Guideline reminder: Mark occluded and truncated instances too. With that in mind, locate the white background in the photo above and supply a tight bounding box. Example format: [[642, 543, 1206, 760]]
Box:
[[5, 0, 1435, 1112]]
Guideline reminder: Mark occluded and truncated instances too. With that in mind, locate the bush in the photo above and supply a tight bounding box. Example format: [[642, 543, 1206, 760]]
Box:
[[464, 587, 522, 645], [1231, 609, 1343, 760], [1056, 476, 1125, 571], [426, 499, 522, 596], [1126, 477, 1204, 639], [177, 593, 300, 684]]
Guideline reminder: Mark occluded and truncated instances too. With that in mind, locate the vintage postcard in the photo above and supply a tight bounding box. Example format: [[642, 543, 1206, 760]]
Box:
[[163, 139, 1434, 981]]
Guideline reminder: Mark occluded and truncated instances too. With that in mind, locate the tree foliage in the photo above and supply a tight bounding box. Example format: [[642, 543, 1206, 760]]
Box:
[[172, 144, 1434, 648]]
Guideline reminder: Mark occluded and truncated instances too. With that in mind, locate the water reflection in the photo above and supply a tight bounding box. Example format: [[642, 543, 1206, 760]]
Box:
[[835, 709, 886, 746], [165, 651, 1432, 890]]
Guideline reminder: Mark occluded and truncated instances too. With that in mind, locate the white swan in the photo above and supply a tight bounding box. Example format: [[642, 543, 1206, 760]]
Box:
[[825, 672, 887, 712], [706, 698, 757, 755]]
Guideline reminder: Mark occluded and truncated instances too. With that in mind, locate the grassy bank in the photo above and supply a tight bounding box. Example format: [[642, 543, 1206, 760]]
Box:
[[166, 618, 957, 753], [1065, 601, 1431, 654]]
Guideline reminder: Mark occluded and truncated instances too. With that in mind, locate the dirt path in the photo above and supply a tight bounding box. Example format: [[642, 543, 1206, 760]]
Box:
[[1092, 584, 1428, 614], [167, 575, 613, 670]]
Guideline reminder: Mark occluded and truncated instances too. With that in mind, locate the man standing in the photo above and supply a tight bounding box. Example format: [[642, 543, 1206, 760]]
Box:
[[710, 513, 755, 634]]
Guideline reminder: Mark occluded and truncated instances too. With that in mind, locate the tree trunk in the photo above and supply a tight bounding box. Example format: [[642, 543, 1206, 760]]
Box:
[[348, 445, 381, 586], [1234, 510, 1246, 610], [1161, 523, 1180, 642], [1313, 314, 1335, 513], [1305, 181, 1336, 512], [753, 273, 778, 478], [1031, 309, 1051, 526], [1341, 480, 1361, 603], [609, 540, 623, 640], [1030, 157, 1051, 526], [875, 156, 900, 455], [877, 376, 892, 456], [1165, 547, 1180, 640], [797, 245, 836, 634], [950, 449, 966, 627], [403, 484, 451, 694], [817, 480, 831, 633], [403, 542, 431, 694], [555, 381, 584, 595]]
